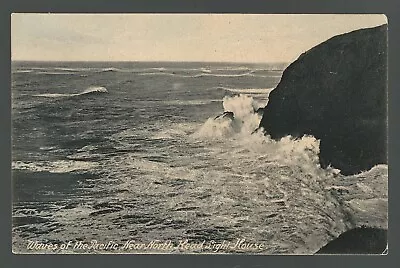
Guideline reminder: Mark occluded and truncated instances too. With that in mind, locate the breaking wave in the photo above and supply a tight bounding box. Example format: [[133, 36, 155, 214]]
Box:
[[192, 95, 266, 139], [187, 93, 387, 253], [191, 92, 388, 183], [33, 86, 108, 98], [190, 93, 336, 187]]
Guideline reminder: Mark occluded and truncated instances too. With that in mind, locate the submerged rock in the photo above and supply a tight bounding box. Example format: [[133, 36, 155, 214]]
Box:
[[259, 25, 388, 175], [214, 111, 234, 120]]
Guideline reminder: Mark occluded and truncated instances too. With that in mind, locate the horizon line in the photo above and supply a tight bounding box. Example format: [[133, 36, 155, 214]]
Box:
[[11, 59, 290, 64]]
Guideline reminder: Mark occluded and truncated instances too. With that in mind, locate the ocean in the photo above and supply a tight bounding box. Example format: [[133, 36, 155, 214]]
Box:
[[11, 61, 388, 254]]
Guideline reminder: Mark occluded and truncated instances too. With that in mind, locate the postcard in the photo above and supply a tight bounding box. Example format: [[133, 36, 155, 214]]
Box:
[[11, 14, 388, 254]]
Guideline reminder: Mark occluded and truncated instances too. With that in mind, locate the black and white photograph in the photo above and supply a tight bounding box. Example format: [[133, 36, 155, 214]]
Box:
[[11, 14, 388, 254]]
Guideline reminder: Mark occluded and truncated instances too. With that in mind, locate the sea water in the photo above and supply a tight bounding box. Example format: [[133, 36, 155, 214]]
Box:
[[11, 61, 388, 254]]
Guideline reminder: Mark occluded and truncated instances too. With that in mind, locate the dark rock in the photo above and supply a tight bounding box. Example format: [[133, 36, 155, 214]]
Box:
[[214, 111, 234, 120], [315, 227, 387, 254], [259, 25, 388, 175], [255, 107, 265, 116]]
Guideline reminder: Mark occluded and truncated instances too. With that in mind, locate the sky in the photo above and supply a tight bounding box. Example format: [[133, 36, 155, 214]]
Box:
[[11, 14, 387, 63]]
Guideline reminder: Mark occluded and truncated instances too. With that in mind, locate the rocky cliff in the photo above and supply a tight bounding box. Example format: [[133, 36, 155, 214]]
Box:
[[315, 227, 387, 254], [259, 25, 388, 175]]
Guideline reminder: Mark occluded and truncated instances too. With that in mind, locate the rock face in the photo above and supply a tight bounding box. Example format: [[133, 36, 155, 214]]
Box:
[[315, 227, 387, 254], [259, 25, 388, 175]]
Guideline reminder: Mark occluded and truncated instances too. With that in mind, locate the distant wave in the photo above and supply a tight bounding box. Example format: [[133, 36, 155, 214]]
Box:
[[14, 68, 87, 76], [200, 68, 212, 73], [210, 86, 274, 95], [12, 70, 34, 74], [249, 74, 282, 78], [39, 67, 122, 73], [88, 67, 168, 73], [33, 86, 108, 98], [23, 67, 167, 74], [52, 67, 85, 72], [137, 69, 281, 79], [147, 67, 167, 72], [138, 71, 256, 78], [96, 67, 122, 73], [15, 67, 122, 74], [212, 66, 251, 71], [35, 71, 79, 75], [13, 66, 284, 77]]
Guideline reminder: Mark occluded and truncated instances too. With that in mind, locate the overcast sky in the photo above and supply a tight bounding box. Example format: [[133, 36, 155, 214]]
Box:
[[11, 14, 387, 63]]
